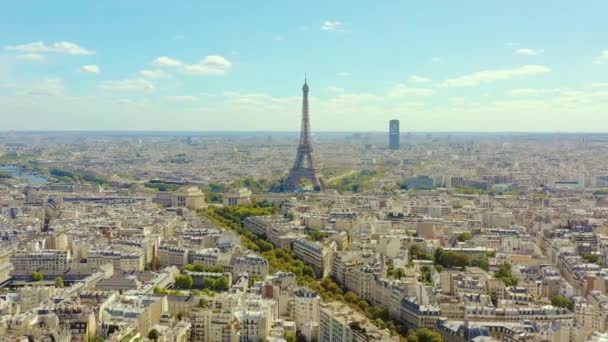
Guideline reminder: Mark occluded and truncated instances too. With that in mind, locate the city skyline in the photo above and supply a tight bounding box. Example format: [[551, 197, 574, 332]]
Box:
[[1, 1, 608, 131]]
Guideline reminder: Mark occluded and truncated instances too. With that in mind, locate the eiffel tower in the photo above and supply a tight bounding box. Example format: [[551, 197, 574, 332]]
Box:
[[286, 78, 322, 191]]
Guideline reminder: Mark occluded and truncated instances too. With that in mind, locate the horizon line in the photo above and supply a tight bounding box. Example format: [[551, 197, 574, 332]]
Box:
[[3, 129, 608, 134]]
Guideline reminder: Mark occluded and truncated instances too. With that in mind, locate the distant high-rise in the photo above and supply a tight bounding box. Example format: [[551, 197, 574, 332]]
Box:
[[389, 119, 400, 150], [286, 78, 322, 191]]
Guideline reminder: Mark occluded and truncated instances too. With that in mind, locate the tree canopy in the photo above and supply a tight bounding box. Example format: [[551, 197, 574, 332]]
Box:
[[31, 272, 43, 282], [434, 248, 471, 268], [495, 262, 518, 286], [148, 328, 160, 341], [175, 274, 193, 289], [550, 295, 574, 311], [457, 232, 472, 242], [54, 277, 64, 288]]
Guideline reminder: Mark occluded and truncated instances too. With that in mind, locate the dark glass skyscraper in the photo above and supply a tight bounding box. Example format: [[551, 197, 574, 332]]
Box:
[[389, 119, 399, 150]]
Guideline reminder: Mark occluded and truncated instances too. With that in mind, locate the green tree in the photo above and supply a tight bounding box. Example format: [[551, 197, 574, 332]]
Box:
[[306, 229, 326, 242], [472, 256, 489, 271], [495, 262, 518, 286], [551, 295, 574, 311], [358, 300, 370, 312], [284, 331, 296, 342], [372, 307, 390, 321], [175, 274, 193, 289], [434, 248, 471, 268], [582, 253, 601, 264], [148, 328, 160, 341], [410, 244, 433, 261], [418, 265, 433, 284], [416, 328, 443, 342], [54, 277, 64, 288], [154, 286, 169, 295], [214, 276, 230, 291], [31, 272, 43, 282], [457, 232, 472, 242], [344, 291, 361, 303], [407, 330, 419, 342]]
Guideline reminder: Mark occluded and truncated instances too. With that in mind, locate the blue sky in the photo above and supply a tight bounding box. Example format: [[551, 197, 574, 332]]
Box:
[[1, 1, 608, 131]]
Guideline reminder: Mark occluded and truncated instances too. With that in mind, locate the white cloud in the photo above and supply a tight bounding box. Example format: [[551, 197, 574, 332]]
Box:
[[408, 75, 432, 83], [152, 56, 182, 67], [594, 50, 608, 64], [509, 88, 563, 96], [99, 78, 154, 91], [338, 72, 351, 77], [25, 79, 64, 96], [152, 55, 232, 75], [182, 55, 232, 75], [16, 53, 45, 61], [273, 35, 285, 41], [515, 48, 544, 56], [327, 86, 344, 93], [388, 85, 434, 97], [321, 20, 343, 31], [139, 69, 171, 79], [5, 41, 94, 55], [81, 65, 100, 74], [430, 57, 441, 63], [441, 65, 551, 87]]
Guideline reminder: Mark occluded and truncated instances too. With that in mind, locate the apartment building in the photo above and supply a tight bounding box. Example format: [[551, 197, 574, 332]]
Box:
[[87, 249, 144, 272], [231, 254, 269, 278], [319, 302, 396, 342], [292, 239, 335, 278], [189, 248, 231, 268], [157, 245, 189, 267], [10, 249, 71, 272]]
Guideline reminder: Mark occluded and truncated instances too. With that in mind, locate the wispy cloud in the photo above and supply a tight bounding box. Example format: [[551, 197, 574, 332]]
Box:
[[338, 72, 351, 77], [164, 95, 196, 102], [430, 57, 441, 63], [139, 69, 171, 79], [594, 50, 608, 64], [408, 75, 432, 83], [388, 85, 434, 97], [273, 35, 285, 41], [509, 88, 563, 96], [182, 56, 232, 75], [5, 41, 94, 55], [441, 65, 551, 87], [99, 78, 154, 91], [321, 20, 343, 31], [515, 48, 544, 56], [152, 56, 182, 67], [25, 79, 64, 96], [16, 53, 45, 62], [327, 86, 344, 93], [152, 55, 232, 75], [80, 65, 100, 74]]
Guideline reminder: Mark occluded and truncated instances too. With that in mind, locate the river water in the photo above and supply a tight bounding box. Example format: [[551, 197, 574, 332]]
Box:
[[0, 165, 48, 184]]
